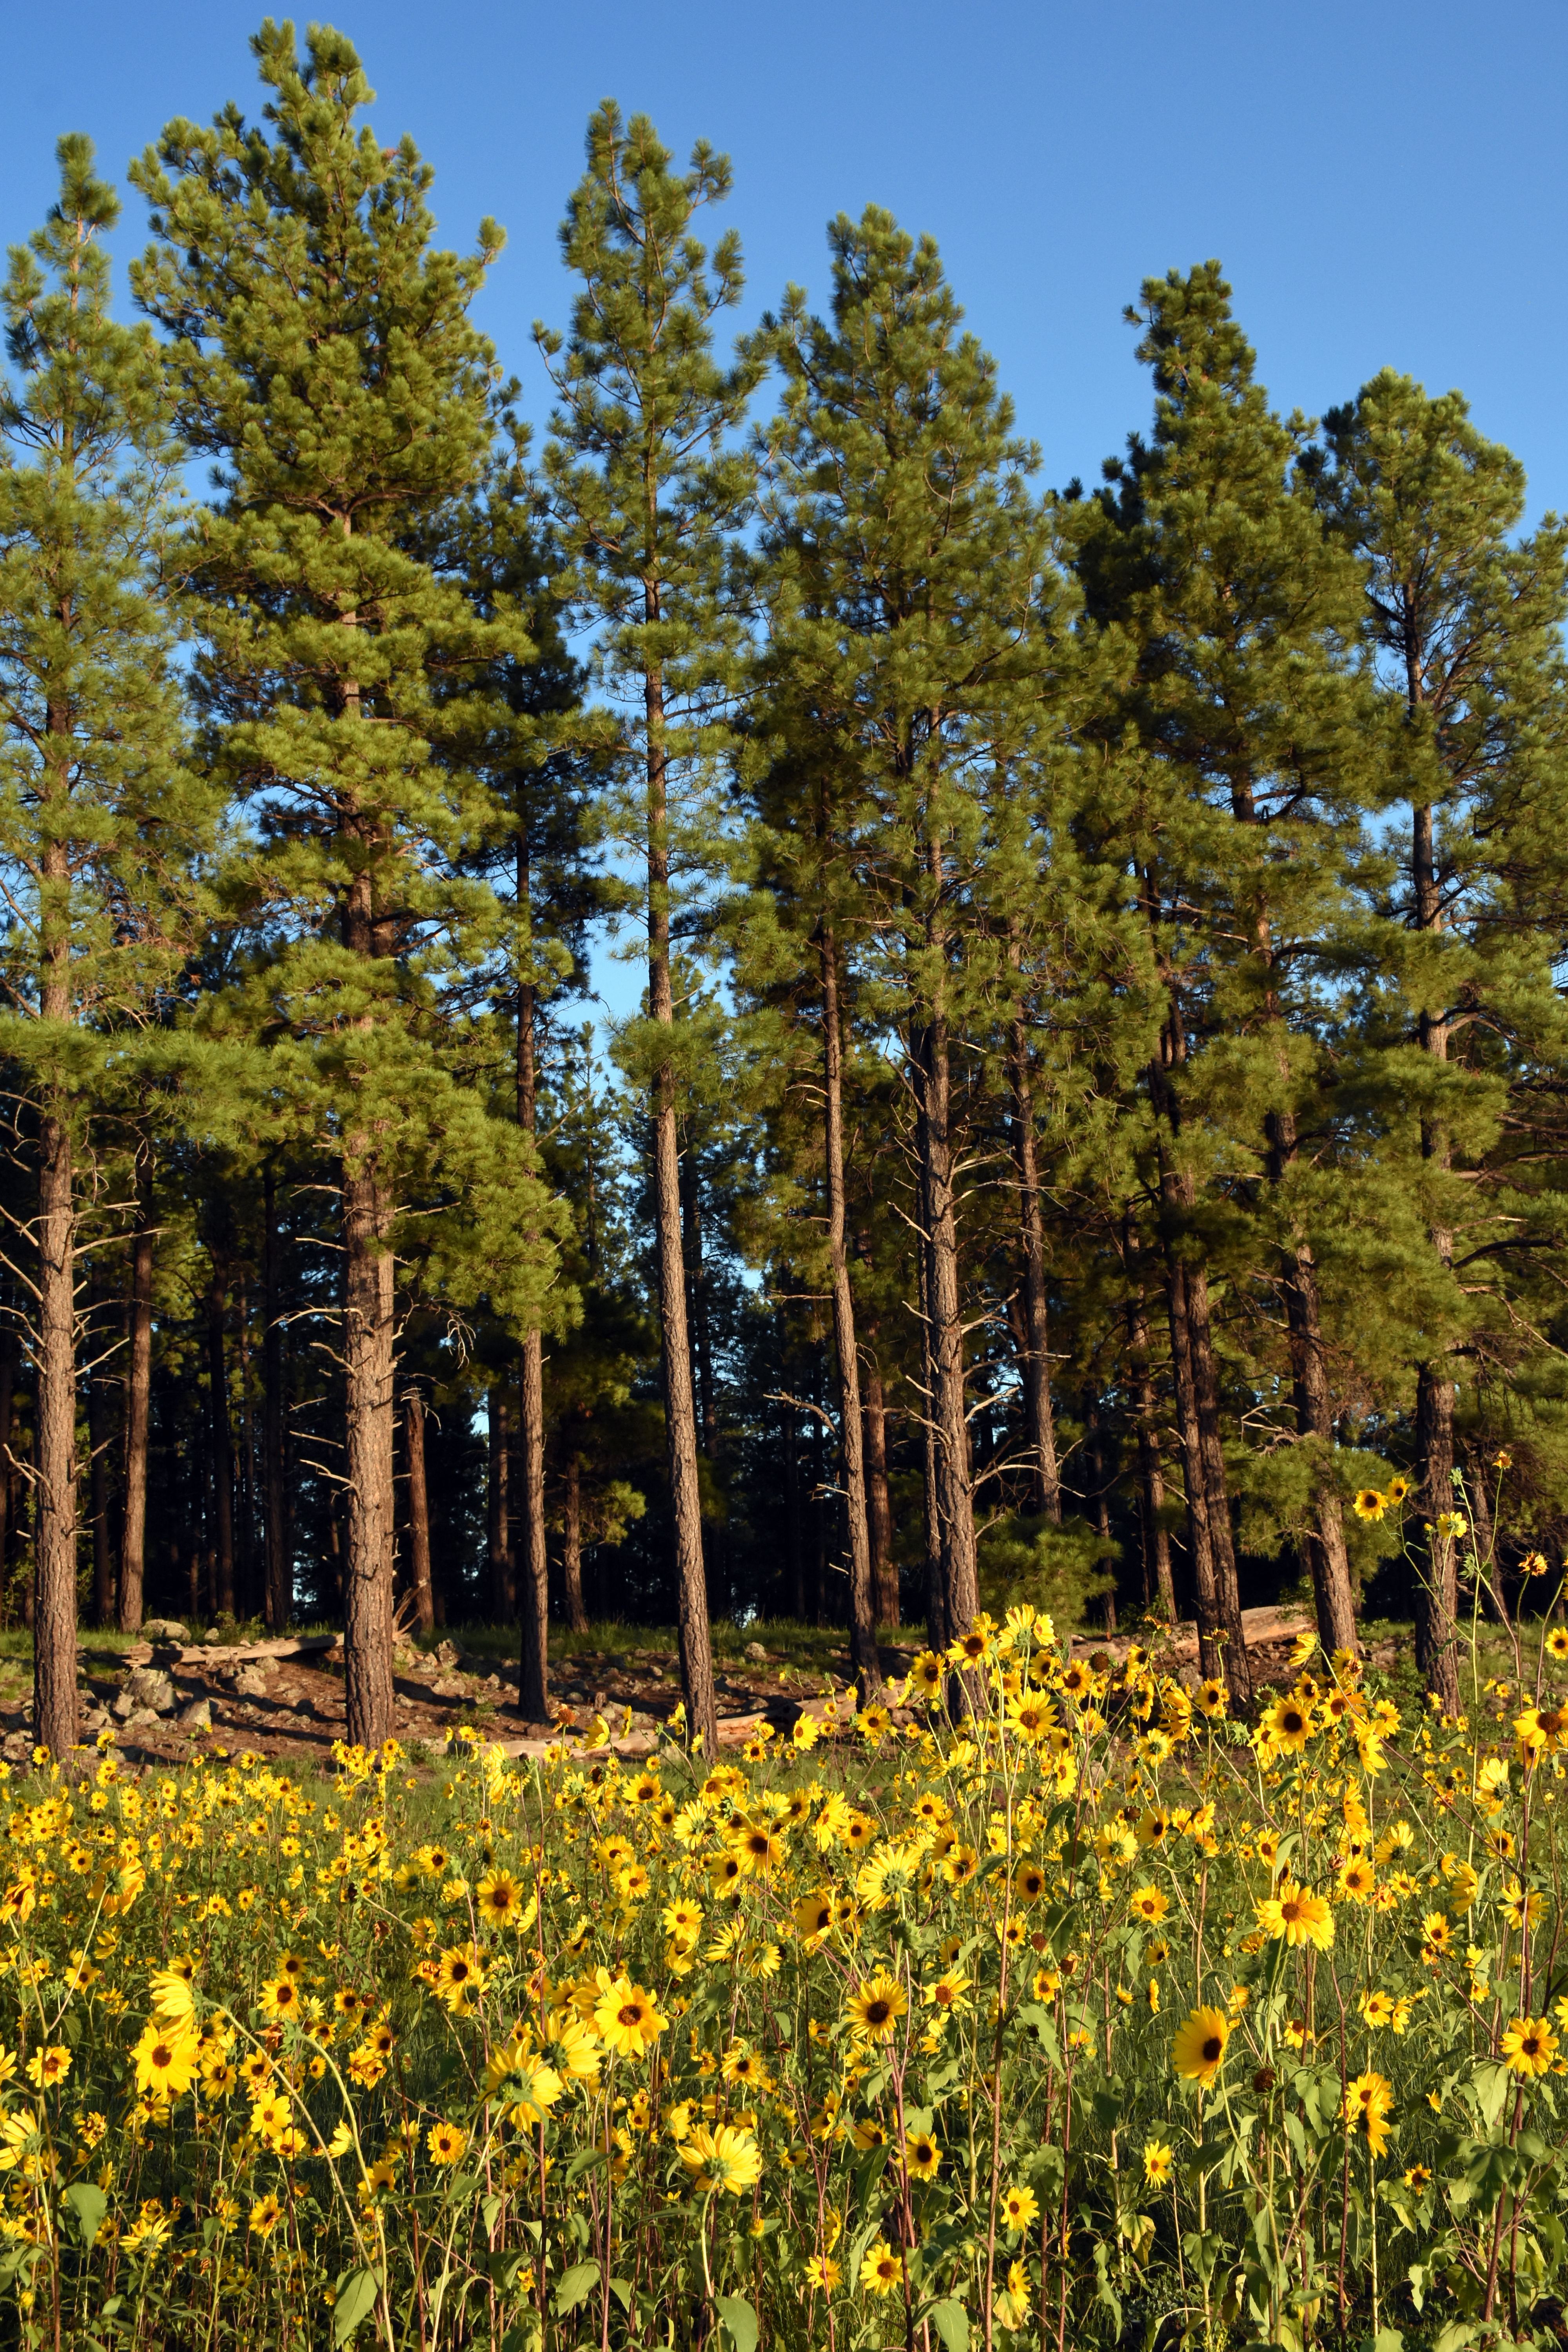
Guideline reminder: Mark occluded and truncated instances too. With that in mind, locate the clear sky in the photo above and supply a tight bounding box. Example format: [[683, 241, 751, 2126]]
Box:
[[5, 0, 1565, 518]]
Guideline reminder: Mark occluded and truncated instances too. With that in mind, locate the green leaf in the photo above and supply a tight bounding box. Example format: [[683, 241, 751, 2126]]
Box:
[[564, 2147, 608, 2185], [554, 2260, 601, 2317], [1432, 2326, 1474, 2352], [609, 2278, 632, 2314], [481, 2192, 504, 2237], [62, 2182, 106, 2251], [332, 2269, 381, 2345], [928, 2298, 970, 2352], [714, 2292, 759, 2352]]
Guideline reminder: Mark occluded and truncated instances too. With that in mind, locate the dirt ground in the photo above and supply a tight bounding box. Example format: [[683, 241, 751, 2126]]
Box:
[[0, 1601, 1385, 1771]]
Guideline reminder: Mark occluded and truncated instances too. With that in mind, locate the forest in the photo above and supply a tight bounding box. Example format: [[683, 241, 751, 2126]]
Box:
[[4, 15, 1566, 1763]]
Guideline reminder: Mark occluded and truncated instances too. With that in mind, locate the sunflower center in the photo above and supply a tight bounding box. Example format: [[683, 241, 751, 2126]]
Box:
[[1202, 2035, 1222, 2063]]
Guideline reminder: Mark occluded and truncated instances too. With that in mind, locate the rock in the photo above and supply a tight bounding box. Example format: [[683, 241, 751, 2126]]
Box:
[[203, 1628, 220, 1644], [140, 1618, 189, 1644], [125, 1706, 162, 1732], [434, 1640, 459, 1668], [234, 1668, 272, 1699], [178, 1698, 212, 1731], [744, 1642, 769, 1663], [431, 1675, 466, 1699], [123, 1666, 177, 1715]]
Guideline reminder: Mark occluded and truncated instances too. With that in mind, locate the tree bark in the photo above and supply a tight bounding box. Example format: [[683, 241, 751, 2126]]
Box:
[[562, 1450, 588, 1635], [87, 1347, 113, 1630], [236, 1271, 257, 1619], [205, 1257, 236, 1619], [404, 1385, 434, 1637], [34, 1095, 78, 1758], [1007, 975, 1062, 1522], [821, 925, 879, 1689], [515, 926, 549, 1721], [488, 1384, 515, 1621], [1085, 1388, 1117, 1631], [1125, 1291, 1176, 1626], [784, 1393, 805, 1622], [262, 1167, 290, 1633], [1411, 794, 1462, 1711], [118, 1140, 154, 1633], [915, 1154, 950, 1653], [342, 1166, 396, 1749], [915, 1011, 978, 1645], [863, 1352, 897, 1626], [645, 652, 717, 1749], [1163, 1243, 1223, 1686], [1415, 1362, 1460, 1711], [0, 1312, 15, 1602]]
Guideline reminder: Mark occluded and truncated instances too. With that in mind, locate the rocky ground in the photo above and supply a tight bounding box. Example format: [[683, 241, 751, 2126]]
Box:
[[0, 1600, 1388, 1772]]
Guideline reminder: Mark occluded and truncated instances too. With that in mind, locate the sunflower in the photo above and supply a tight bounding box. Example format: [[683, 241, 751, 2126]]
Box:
[[1144, 2139, 1174, 2187], [1352, 1488, 1387, 1522], [1194, 1678, 1227, 1717], [904, 2131, 940, 2182], [924, 1969, 973, 2016], [426, 2119, 468, 2166], [1172, 2006, 1230, 2087], [804, 2254, 842, 2292], [1403, 2164, 1433, 2191], [729, 1822, 784, 1877], [1547, 1628, 1568, 1662], [592, 1977, 666, 2060], [909, 1651, 945, 1698], [476, 1871, 524, 1928], [1501, 2016, 1560, 2077], [434, 1945, 487, 2011], [793, 1891, 833, 1940], [132, 2021, 200, 2102], [249, 2192, 283, 2239], [846, 1971, 908, 2044], [664, 1897, 706, 1944], [1257, 1880, 1333, 1951], [148, 1966, 196, 2024], [1130, 1885, 1170, 1925], [1343, 2071, 1394, 2156], [1001, 2182, 1039, 2231], [258, 1975, 302, 2022], [859, 2239, 905, 2297], [1360, 1990, 1396, 2029], [1014, 1861, 1048, 1905], [1265, 1696, 1314, 1752], [678, 2123, 763, 2196]]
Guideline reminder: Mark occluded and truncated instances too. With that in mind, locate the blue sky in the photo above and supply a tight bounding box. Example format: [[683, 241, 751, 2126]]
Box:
[[6, 0, 1563, 1034], [6, 0, 1564, 515]]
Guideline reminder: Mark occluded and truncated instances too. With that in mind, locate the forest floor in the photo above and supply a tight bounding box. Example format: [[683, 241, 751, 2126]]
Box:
[[0, 1599, 1453, 1771]]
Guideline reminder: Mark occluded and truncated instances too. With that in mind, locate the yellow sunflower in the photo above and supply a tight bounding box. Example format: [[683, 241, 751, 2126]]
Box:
[[1172, 2006, 1230, 2087]]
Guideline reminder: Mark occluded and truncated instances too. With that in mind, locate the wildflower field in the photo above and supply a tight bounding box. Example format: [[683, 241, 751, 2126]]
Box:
[[1, 1600, 1566, 2352]]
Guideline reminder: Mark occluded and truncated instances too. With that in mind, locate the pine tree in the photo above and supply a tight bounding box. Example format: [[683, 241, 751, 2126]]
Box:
[[1069, 264, 1391, 1683], [536, 103, 763, 1749], [0, 135, 204, 1757], [132, 23, 559, 1746], [1315, 374, 1568, 1705], [758, 207, 1064, 1651]]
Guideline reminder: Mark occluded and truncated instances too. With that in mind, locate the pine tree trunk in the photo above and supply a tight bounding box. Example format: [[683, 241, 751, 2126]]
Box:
[[236, 1273, 257, 1619], [1086, 1389, 1117, 1631], [405, 1386, 434, 1637], [1411, 796, 1461, 1710], [645, 655, 717, 1750], [1123, 1230, 1177, 1623], [342, 1167, 396, 1749], [821, 925, 878, 1688], [863, 1353, 897, 1626], [916, 1194, 949, 1652], [118, 1142, 154, 1634], [34, 1095, 78, 1759], [1007, 989, 1062, 1522], [514, 877, 550, 1720], [206, 1262, 235, 1618], [88, 1346, 113, 1628], [488, 1385, 514, 1621], [0, 1313, 15, 1604], [784, 1396, 805, 1622], [1184, 1254, 1252, 1701], [1163, 1245, 1223, 1685], [562, 1450, 588, 1635], [1282, 1243, 1358, 1658], [916, 1013, 978, 1642], [1415, 1362, 1460, 1711], [262, 1168, 290, 1633]]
